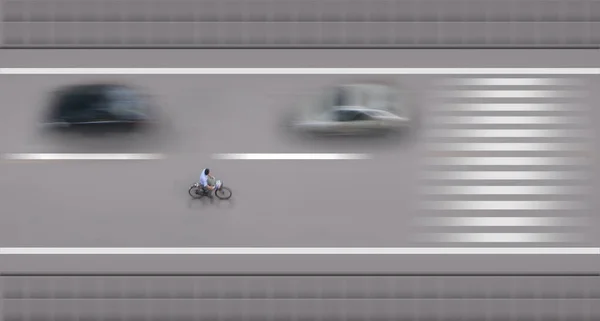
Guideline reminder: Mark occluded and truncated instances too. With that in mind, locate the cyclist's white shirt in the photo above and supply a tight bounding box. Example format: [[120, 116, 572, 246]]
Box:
[[199, 169, 209, 187]]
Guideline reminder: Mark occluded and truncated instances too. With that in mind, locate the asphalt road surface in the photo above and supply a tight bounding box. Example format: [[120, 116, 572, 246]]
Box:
[[0, 73, 421, 247], [0, 50, 598, 273], [0, 49, 599, 321]]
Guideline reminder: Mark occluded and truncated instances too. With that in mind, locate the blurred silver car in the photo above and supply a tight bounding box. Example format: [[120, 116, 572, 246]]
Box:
[[290, 83, 410, 135], [293, 106, 410, 135]]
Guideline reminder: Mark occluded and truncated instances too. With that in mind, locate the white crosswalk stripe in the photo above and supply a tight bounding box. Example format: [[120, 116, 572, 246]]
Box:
[[424, 157, 590, 166], [431, 103, 583, 112], [429, 116, 586, 125], [422, 186, 586, 195], [426, 129, 589, 138], [440, 78, 583, 86], [416, 217, 587, 227], [439, 90, 583, 98], [417, 76, 593, 245]]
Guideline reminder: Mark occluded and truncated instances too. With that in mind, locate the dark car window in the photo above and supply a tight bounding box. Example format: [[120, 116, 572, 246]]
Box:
[[55, 90, 107, 122], [51, 85, 147, 123], [333, 110, 359, 122], [352, 112, 372, 121]]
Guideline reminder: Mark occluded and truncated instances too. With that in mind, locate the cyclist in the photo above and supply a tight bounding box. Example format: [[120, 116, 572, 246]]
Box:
[[199, 168, 216, 195]]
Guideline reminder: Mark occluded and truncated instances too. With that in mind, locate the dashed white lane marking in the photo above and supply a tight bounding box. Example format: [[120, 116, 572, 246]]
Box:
[[1, 68, 598, 75], [417, 217, 586, 227], [3, 153, 165, 160], [3, 153, 373, 161], [212, 153, 371, 160], [0, 248, 598, 255]]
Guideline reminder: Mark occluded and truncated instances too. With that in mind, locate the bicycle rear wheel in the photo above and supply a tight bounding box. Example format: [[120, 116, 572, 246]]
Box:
[[189, 186, 204, 199]]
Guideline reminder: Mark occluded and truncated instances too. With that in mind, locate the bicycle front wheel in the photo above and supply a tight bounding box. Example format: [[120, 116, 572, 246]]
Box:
[[215, 187, 232, 200]]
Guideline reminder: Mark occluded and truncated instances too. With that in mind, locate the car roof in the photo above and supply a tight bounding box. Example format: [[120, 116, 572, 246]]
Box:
[[58, 84, 136, 95], [50, 84, 144, 113], [332, 106, 388, 113], [336, 83, 394, 90]]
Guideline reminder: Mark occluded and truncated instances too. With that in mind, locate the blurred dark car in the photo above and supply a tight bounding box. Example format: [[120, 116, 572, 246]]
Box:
[[43, 83, 157, 132]]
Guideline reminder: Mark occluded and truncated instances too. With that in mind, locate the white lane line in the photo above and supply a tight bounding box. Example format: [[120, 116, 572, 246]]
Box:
[[441, 90, 582, 98], [430, 116, 585, 125], [426, 129, 589, 138], [0, 248, 598, 255], [213, 153, 371, 160], [417, 217, 585, 227], [422, 201, 585, 211], [423, 171, 585, 180], [416, 233, 584, 243], [426, 142, 585, 151], [3, 153, 165, 160], [432, 103, 581, 111], [442, 78, 581, 86], [425, 157, 590, 166], [422, 186, 585, 195], [0, 68, 598, 75]]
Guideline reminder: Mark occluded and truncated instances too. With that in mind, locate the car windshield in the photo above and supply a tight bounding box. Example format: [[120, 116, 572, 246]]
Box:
[[352, 112, 372, 121], [366, 110, 395, 117]]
